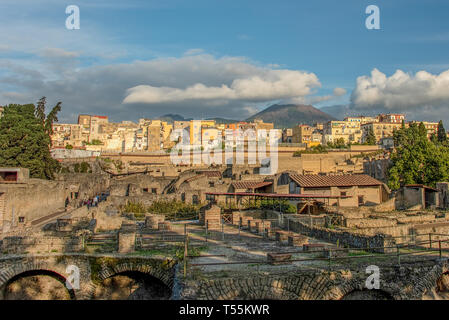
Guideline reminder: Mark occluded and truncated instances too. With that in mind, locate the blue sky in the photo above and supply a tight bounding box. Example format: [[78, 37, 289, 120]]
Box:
[[1, 0, 449, 123]]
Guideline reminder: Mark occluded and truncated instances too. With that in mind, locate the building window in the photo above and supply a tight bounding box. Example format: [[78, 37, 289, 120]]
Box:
[[209, 182, 215, 187], [18, 217, 25, 223], [143, 188, 148, 193], [151, 188, 157, 194], [358, 195, 365, 205], [340, 191, 347, 197]]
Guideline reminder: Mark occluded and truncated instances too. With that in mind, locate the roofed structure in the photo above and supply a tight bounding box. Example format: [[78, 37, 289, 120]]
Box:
[[231, 181, 273, 190], [289, 174, 383, 188]]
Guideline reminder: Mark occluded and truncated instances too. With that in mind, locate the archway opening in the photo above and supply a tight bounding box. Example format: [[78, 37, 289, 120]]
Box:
[[341, 289, 393, 300], [93, 271, 171, 300], [3, 270, 75, 300]]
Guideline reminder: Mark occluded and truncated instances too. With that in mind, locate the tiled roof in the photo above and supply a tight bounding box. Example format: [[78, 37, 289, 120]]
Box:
[[290, 174, 383, 188], [197, 170, 222, 177], [232, 181, 273, 190]]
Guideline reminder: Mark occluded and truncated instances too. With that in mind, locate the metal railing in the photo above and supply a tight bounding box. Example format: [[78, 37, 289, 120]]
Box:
[[185, 234, 449, 274]]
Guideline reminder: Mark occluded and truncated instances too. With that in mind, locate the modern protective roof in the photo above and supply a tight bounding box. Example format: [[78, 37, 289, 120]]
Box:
[[289, 174, 383, 188]]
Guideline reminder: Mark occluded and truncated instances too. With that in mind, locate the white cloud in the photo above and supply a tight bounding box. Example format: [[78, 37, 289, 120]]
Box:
[[40, 48, 80, 59], [123, 68, 320, 104], [0, 51, 326, 121], [184, 48, 205, 56], [351, 68, 449, 110], [333, 87, 346, 96]]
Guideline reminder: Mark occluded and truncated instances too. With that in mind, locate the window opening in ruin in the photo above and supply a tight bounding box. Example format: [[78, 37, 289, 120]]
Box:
[[358, 195, 365, 205], [18, 217, 25, 223], [0, 171, 18, 182], [151, 188, 157, 194], [143, 188, 148, 193]]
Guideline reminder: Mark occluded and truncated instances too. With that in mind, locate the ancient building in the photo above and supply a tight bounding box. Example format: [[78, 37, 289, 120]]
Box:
[[286, 173, 390, 207]]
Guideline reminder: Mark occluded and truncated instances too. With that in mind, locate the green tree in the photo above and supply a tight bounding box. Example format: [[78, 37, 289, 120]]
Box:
[[0, 100, 62, 179], [438, 120, 447, 143], [388, 122, 449, 190], [365, 127, 376, 145]]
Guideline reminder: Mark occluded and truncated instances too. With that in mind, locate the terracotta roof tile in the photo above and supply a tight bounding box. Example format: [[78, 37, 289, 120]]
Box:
[[232, 181, 273, 189], [290, 174, 382, 188], [197, 170, 222, 177]]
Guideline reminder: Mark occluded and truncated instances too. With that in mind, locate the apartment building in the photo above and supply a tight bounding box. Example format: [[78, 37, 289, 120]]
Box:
[[361, 122, 407, 143], [344, 116, 379, 124], [292, 125, 313, 145], [408, 121, 439, 139], [378, 113, 405, 123], [323, 121, 362, 144]]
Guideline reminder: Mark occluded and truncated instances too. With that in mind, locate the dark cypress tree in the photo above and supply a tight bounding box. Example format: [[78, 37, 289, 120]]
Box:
[[0, 101, 61, 179], [365, 127, 376, 145], [438, 120, 447, 143]]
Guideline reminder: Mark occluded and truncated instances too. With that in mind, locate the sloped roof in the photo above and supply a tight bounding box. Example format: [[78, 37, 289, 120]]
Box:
[[197, 170, 222, 177], [232, 181, 273, 190], [290, 174, 383, 188]]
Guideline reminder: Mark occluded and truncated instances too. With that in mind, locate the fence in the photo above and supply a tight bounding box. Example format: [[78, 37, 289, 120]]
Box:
[[185, 234, 449, 275]]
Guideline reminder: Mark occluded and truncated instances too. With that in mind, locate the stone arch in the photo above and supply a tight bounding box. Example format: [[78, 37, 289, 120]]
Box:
[[198, 277, 309, 300], [340, 289, 394, 300], [322, 280, 394, 300], [97, 262, 174, 288], [0, 264, 76, 300], [94, 262, 174, 300]]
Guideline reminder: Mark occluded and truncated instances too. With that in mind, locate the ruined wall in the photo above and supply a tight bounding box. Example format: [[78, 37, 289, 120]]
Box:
[[287, 218, 396, 253], [1, 235, 83, 254], [0, 180, 69, 232], [178, 260, 449, 300]]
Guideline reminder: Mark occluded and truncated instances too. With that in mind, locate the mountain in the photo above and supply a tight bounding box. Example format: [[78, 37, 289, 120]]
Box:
[[157, 114, 192, 123], [205, 117, 239, 124], [319, 104, 379, 120], [246, 104, 336, 128]]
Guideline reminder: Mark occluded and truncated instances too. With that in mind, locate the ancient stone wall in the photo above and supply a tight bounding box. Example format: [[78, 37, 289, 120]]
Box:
[[178, 260, 449, 300], [287, 218, 396, 253]]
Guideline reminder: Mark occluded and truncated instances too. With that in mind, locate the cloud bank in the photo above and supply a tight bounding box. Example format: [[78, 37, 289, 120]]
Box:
[[0, 50, 337, 122], [123, 69, 321, 104], [351, 68, 449, 110]]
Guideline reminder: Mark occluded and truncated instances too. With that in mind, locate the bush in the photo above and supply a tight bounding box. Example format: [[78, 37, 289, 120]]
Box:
[[293, 144, 329, 156], [122, 201, 146, 214], [147, 200, 201, 220], [242, 199, 297, 213]]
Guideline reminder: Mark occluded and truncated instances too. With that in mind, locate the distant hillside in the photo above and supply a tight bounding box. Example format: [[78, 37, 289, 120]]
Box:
[[205, 117, 239, 124], [157, 114, 192, 123], [158, 114, 237, 125], [246, 104, 336, 128], [319, 104, 379, 120]]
